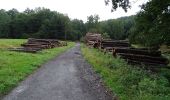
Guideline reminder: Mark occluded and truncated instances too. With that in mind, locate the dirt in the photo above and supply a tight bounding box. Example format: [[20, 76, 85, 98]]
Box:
[[2, 43, 114, 100]]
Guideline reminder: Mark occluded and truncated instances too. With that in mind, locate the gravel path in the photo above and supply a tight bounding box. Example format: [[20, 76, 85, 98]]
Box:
[[3, 43, 113, 100]]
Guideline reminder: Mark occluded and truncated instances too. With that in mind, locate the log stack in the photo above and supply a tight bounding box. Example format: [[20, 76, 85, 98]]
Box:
[[85, 33, 102, 48], [9, 38, 66, 53], [113, 47, 169, 66], [84, 32, 169, 68], [100, 39, 131, 53], [101, 39, 130, 49]]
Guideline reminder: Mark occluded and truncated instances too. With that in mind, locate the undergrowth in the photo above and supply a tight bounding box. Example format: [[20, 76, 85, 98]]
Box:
[[81, 44, 170, 100]]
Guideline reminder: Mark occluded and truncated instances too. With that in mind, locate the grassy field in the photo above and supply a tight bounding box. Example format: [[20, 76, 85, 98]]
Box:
[[0, 39, 75, 97], [0, 39, 26, 48], [81, 44, 170, 100]]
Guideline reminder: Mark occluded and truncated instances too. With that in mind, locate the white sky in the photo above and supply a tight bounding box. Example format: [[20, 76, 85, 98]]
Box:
[[0, 0, 148, 22]]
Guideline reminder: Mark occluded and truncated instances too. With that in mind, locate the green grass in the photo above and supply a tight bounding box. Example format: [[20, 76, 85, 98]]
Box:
[[0, 39, 26, 48], [81, 44, 170, 100], [0, 39, 75, 97]]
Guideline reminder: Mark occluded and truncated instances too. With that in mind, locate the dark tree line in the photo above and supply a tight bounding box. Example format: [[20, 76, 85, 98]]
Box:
[[0, 7, 86, 40], [0, 8, 134, 41], [86, 14, 135, 40]]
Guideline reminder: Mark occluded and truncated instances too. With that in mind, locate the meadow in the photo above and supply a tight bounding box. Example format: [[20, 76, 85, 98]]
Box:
[[0, 39, 75, 97]]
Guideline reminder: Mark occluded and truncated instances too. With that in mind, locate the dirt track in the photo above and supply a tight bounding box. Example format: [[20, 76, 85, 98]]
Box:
[[3, 43, 113, 100]]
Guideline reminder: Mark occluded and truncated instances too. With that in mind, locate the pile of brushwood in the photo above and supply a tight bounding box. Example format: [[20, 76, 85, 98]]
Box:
[[9, 38, 67, 53], [85, 33, 169, 70]]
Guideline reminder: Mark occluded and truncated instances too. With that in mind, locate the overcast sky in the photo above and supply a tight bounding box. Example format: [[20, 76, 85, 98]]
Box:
[[0, 0, 148, 22]]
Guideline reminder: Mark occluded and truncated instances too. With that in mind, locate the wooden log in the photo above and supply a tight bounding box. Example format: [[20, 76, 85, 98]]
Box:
[[126, 59, 168, 67], [130, 47, 159, 51], [113, 48, 161, 57], [93, 42, 100, 48], [28, 38, 59, 42], [121, 56, 168, 65], [85, 33, 102, 43], [21, 44, 49, 49], [100, 43, 130, 48], [101, 42, 130, 45], [101, 40, 129, 44], [100, 40, 130, 48], [21, 47, 42, 51], [8, 48, 39, 53], [117, 53, 169, 65], [27, 38, 60, 47]]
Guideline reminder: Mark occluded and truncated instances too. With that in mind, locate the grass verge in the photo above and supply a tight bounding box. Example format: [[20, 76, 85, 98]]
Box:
[[0, 39, 75, 97], [81, 44, 170, 100]]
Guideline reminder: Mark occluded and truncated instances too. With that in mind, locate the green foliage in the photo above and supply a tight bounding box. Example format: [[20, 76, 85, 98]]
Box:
[[81, 44, 170, 100], [105, 0, 131, 12], [0, 9, 11, 37], [0, 8, 86, 40], [131, 0, 170, 47], [0, 39, 75, 96], [100, 16, 135, 40], [69, 19, 86, 40], [101, 32, 110, 39], [86, 15, 101, 33], [0, 7, 135, 41]]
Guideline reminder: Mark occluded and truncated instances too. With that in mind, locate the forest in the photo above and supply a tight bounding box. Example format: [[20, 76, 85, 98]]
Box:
[[0, 7, 134, 41], [0, 0, 169, 48]]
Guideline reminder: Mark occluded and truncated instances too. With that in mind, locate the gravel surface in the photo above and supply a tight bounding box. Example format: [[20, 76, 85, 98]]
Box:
[[2, 43, 113, 100]]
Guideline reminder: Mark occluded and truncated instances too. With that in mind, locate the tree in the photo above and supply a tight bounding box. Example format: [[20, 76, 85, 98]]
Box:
[[69, 19, 86, 40], [100, 16, 135, 40], [0, 8, 73, 39], [105, 0, 131, 12], [0, 9, 11, 37], [132, 0, 170, 47], [86, 15, 100, 33], [39, 12, 70, 39]]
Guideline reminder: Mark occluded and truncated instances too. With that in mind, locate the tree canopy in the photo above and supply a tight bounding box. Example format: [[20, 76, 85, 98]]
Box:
[[105, 0, 131, 12], [130, 0, 170, 47], [0, 8, 86, 40]]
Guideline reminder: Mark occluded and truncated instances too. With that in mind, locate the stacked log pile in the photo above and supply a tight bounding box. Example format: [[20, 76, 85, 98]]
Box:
[[84, 33, 169, 68], [9, 38, 67, 53], [85, 33, 102, 48], [113, 48, 169, 66], [100, 39, 131, 53]]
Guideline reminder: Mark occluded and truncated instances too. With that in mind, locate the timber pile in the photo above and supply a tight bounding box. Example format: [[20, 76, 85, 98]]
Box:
[[84, 33, 169, 67], [101, 39, 130, 49], [99, 39, 168, 66], [100, 39, 131, 53], [85, 33, 102, 48], [9, 38, 67, 53], [113, 47, 169, 66]]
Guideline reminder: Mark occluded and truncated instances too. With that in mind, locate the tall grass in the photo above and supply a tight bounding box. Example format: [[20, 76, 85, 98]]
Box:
[[0, 39, 75, 97], [81, 44, 170, 100]]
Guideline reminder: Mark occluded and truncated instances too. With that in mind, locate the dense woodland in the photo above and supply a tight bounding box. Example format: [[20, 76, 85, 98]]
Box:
[[0, 7, 134, 41], [0, 0, 170, 48]]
